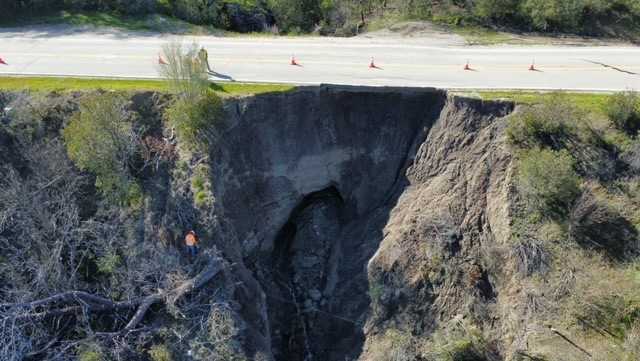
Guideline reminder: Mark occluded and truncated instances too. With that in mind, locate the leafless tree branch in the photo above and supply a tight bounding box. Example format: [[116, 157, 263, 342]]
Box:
[[2, 256, 225, 333]]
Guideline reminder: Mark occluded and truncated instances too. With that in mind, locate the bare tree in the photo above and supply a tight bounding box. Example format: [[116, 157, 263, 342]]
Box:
[[0, 130, 229, 359], [158, 41, 209, 101]]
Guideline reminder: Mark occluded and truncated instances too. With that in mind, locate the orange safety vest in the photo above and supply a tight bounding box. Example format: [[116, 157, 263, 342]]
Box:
[[185, 232, 198, 246]]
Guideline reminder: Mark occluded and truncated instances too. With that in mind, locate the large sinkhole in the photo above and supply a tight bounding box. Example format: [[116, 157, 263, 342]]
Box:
[[267, 186, 364, 361]]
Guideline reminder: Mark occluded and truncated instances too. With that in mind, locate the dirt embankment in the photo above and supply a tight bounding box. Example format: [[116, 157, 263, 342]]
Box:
[[208, 86, 516, 360]]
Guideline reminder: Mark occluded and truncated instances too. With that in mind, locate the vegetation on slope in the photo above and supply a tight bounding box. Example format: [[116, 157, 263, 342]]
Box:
[[0, 41, 251, 361], [63, 93, 143, 207], [2, 0, 639, 39], [360, 91, 640, 361], [504, 91, 640, 360]]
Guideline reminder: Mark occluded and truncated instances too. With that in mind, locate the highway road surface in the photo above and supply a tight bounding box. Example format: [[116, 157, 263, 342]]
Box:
[[1, 27, 640, 91]]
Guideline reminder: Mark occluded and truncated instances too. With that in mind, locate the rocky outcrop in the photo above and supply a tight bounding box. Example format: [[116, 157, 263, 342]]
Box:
[[206, 86, 515, 360]]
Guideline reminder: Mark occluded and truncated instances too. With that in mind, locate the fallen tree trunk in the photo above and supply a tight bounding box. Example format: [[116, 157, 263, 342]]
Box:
[[1, 256, 225, 333]]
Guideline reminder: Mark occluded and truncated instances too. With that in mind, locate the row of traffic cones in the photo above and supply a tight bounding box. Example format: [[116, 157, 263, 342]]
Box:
[[160, 54, 383, 69], [159, 54, 539, 72], [1, 54, 540, 71], [290, 55, 382, 69], [464, 59, 538, 71]]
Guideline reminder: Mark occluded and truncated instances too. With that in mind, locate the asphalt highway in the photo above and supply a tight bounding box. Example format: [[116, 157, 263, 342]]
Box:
[[1, 29, 639, 91]]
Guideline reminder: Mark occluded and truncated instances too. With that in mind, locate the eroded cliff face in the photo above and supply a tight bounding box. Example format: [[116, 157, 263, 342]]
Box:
[[206, 86, 515, 360], [0, 86, 517, 361]]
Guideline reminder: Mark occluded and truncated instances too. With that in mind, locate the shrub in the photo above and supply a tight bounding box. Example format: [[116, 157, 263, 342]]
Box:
[[570, 291, 640, 356], [189, 303, 245, 361], [521, 0, 582, 31], [63, 94, 142, 206], [510, 238, 550, 276], [474, 0, 519, 22], [159, 42, 210, 101], [606, 91, 640, 135], [78, 344, 103, 361], [366, 329, 416, 361], [96, 251, 122, 275], [506, 96, 582, 150], [169, 0, 220, 25], [148, 344, 173, 361], [423, 318, 491, 361], [159, 41, 223, 151], [568, 189, 637, 259], [517, 148, 581, 217], [368, 280, 384, 304], [165, 90, 222, 150], [622, 140, 640, 173], [268, 0, 323, 33], [3, 92, 67, 143], [191, 163, 213, 207], [506, 96, 612, 180]]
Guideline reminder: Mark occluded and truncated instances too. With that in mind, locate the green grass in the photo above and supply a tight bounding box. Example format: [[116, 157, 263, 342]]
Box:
[[0, 76, 295, 95], [0, 76, 169, 92], [469, 91, 611, 116], [210, 82, 295, 95]]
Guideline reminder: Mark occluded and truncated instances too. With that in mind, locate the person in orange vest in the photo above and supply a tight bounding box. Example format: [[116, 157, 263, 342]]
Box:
[[185, 230, 199, 258]]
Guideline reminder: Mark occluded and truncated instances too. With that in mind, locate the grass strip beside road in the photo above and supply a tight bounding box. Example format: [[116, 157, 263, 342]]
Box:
[[0, 76, 169, 92], [0, 76, 295, 95], [468, 91, 611, 115], [0, 78, 611, 111]]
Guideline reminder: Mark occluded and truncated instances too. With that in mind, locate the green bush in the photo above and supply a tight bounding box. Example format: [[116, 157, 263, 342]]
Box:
[[425, 320, 490, 361], [606, 91, 640, 135], [148, 344, 173, 361], [159, 42, 210, 100], [165, 90, 223, 151], [506, 97, 581, 149], [268, 0, 325, 33], [160, 41, 223, 151], [78, 344, 104, 361], [3, 0, 639, 38], [474, 0, 519, 22], [191, 164, 213, 207], [517, 148, 581, 217], [169, 0, 219, 25], [446, 339, 485, 361], [573, 294, 640, 340], [96, 251, 122, 275], [368, 280, 384, 304], [521, 0, 582, 31], [63, 94, 142, 207]]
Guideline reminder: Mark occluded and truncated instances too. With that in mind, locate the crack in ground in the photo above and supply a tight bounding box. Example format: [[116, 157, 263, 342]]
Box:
[[582, 59, 638, 75]]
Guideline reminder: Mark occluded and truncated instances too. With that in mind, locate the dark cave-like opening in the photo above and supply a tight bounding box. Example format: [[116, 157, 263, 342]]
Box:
[[269, 186, 345, 361]]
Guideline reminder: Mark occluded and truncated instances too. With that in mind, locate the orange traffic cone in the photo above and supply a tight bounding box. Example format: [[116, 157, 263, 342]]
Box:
[[158, 55, 168, 65], [0, 57, 7, 65], [464, 60, 471, 71], [290, 55, 300, 66]]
